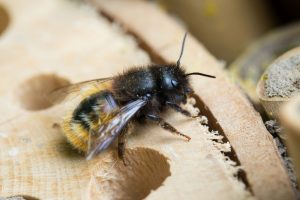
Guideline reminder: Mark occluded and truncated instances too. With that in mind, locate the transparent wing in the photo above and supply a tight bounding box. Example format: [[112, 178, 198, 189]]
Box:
[[86, 99, 147, 160], [48, 77, 113, 104]]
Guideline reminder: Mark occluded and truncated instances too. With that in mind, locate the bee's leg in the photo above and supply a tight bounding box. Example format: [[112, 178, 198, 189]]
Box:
[[118, 128, 128, 166], [166, 101, 197, 118], [146, 114, 191, 141]]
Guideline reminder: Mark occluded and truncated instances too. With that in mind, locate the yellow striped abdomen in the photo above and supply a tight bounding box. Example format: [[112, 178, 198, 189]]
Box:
[[61, 82, 117, 153]]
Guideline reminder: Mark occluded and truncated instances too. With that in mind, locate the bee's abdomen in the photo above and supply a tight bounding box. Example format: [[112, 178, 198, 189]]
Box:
[[62, 92, 111, 153], [72, 93, 103, 130]]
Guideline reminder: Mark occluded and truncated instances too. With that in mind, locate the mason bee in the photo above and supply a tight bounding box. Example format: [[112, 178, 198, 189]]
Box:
[[51, 33, 215, 161]]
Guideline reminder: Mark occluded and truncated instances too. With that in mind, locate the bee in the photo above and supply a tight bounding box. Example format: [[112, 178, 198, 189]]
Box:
[[51, 33, 215, 161]]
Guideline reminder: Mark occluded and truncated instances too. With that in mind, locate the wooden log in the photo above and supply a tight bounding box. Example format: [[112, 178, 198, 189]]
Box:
[[0, 0, 295, 199]]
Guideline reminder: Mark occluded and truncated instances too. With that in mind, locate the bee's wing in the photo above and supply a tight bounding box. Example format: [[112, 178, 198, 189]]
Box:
[[86, 99, 147, 160], [48, 77, 113, 104]]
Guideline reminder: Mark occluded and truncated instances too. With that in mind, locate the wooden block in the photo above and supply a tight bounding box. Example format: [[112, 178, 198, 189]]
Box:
[[0, 0, 295, 199]]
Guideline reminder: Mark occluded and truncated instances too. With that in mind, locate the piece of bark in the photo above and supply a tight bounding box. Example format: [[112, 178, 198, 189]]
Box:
[[0, 0, 295, 200]]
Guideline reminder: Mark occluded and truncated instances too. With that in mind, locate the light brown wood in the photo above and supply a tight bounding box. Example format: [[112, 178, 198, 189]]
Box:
[[280, 96, 300, 183], [0, 0, 295, 199]]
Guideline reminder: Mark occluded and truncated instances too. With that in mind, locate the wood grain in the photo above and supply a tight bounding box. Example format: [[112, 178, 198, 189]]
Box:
[[0, 0, 294, 199]]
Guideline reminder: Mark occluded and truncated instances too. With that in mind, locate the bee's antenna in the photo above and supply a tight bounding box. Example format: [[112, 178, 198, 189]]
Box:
[[176, 32, 188, 67], [185, 72, 216, 78]]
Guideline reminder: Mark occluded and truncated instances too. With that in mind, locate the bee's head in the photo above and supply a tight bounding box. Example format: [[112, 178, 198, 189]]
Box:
[[158, 65, 215, 104], [158, 65, 191, 104], [158, 33, 215, 104]]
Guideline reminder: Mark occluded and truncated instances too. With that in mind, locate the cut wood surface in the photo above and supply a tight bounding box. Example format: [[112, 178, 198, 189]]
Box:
[[0, 0, 294, 200], [257, 47, 300, 119]]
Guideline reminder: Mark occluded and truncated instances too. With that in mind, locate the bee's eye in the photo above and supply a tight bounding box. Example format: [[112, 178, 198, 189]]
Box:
[[171, 80, 178, 88]]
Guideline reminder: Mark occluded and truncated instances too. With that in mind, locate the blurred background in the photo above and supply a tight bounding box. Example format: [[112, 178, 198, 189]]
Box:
[[156, 0, 300, 62]]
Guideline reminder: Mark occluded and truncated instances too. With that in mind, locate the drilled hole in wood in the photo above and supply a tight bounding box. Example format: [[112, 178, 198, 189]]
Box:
[[88, 147, 171, 200], [17, 74, 70, 111], [0, 4, 9, 36]]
